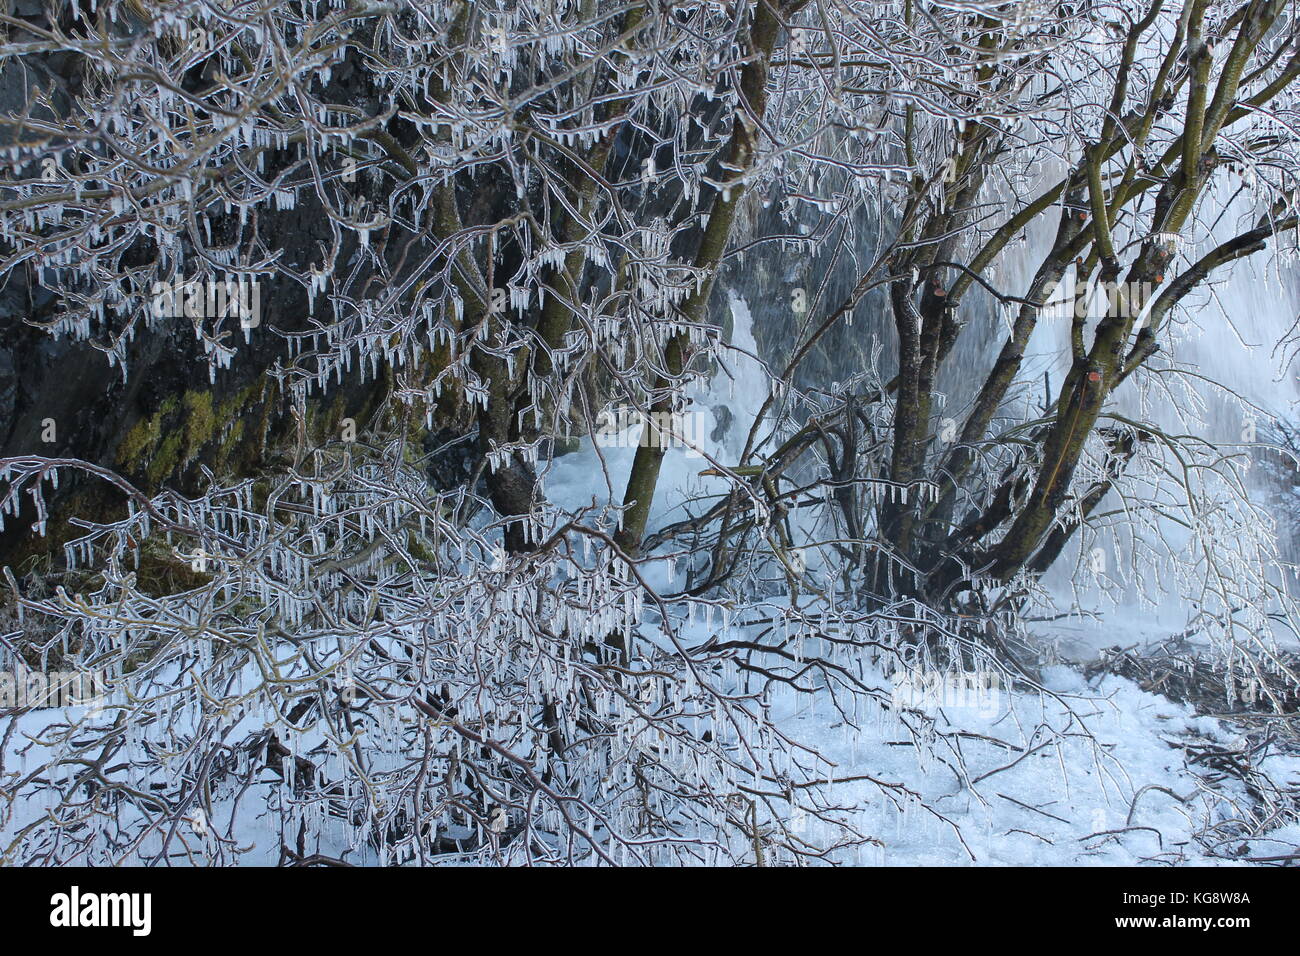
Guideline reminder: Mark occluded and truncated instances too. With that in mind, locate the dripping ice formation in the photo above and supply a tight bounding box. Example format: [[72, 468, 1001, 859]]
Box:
[[970, 181, 1300, 652], [547, 291, 774, 556], [548, 193, 1300, 657]]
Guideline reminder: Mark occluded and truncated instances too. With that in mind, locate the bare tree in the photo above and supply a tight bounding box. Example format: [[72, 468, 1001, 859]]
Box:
[[1, 0, 1298, 865]]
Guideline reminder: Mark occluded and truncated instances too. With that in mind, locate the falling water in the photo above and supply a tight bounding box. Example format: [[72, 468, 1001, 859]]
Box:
[[728, 180, 1300, 655]]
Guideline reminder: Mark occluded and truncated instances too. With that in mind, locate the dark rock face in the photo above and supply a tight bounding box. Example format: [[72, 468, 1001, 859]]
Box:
[[0, 15, 397, 566], [0, 174, 394, 569], [0, 252, 391, 567], [0, 6, 1002, 571]]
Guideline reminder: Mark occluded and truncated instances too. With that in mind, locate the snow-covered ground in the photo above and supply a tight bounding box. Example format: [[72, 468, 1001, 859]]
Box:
[[537, 295, 1300, 865], [775, 663, 1299, 865], [5, 633, 1295, 865], [4, 295, 1296, 866]]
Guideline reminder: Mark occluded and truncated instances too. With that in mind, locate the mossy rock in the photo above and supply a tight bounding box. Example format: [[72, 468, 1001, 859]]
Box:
[[115, 382, 270, 488]]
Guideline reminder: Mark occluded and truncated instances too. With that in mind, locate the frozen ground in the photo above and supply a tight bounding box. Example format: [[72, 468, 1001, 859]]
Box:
[[4, 634, 1296, 865], [536, 296, 1300, 865], [770, 662, 1300, 865], [4, 296, 1296, 866]]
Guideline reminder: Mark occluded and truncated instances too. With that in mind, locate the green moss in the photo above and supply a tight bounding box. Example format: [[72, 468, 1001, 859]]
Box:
[[115, 394, 177, 471], [147, 431, 185, 486], [116, 416, 159, 471], [407, 532, 436, 564], [116, 385, 264, 487], [316, 393, 348, 442], [181, 390, 218, 465], [131, 533, 213, 596], [218, 418, 247, 458], [13, 382, 285, 575], [551, 436, 582, 457]]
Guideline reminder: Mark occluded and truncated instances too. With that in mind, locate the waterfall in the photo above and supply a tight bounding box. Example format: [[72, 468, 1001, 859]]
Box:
[[725, 179, 1300, 654]]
